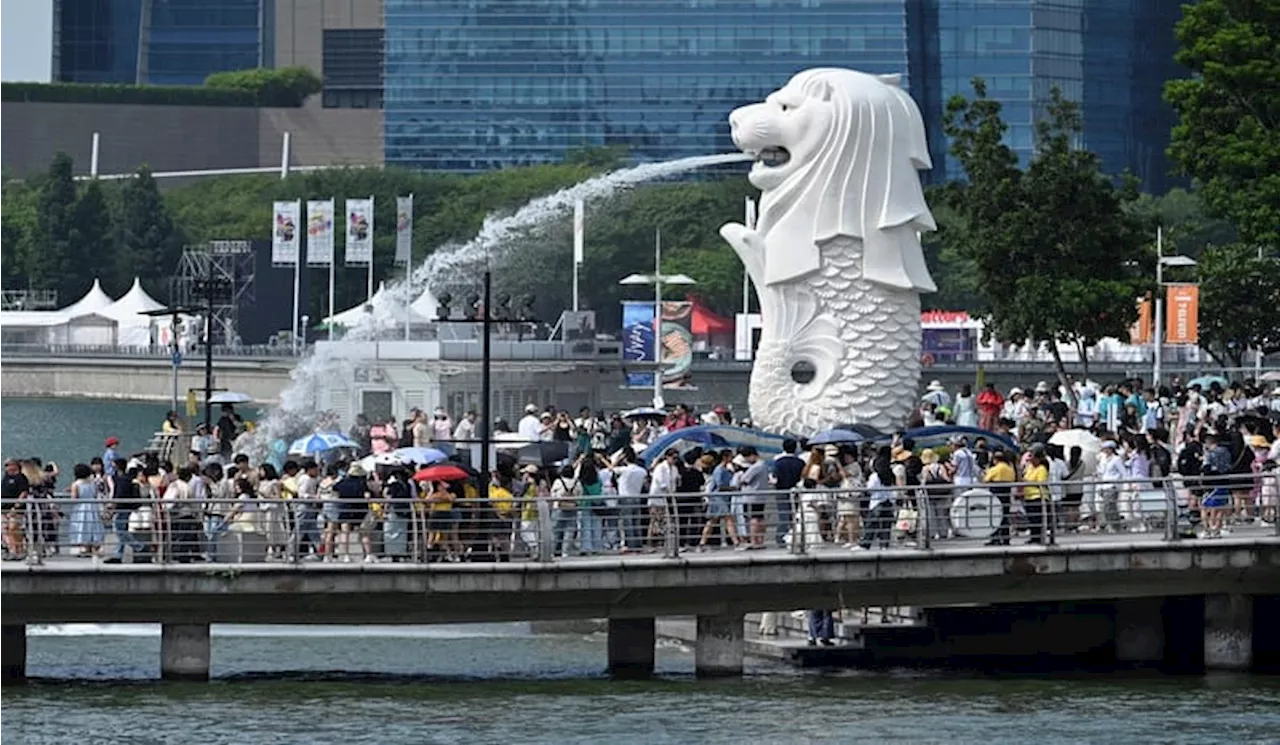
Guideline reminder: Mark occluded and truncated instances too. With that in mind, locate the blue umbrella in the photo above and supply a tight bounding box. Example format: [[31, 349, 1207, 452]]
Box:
[[392, 446, 448, 465], [288, 431, 358, 455], [808, 429, 867, 446], [1186, 375, 1228, 390]]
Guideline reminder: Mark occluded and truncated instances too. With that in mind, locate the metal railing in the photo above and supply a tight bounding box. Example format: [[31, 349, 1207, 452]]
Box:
[[2, 472, 1275, 567], [0, 343, 303, 359]]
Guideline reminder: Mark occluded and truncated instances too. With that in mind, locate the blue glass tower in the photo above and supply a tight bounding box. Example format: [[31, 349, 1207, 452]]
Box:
[[384, 0, 914, 172], [56, 0, 266, 86]]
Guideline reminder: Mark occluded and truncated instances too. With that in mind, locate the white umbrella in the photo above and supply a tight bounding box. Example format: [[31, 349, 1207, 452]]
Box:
[[621, 406, 666, 421], [1049, 428, 1101, 474], [494, 432, 534, 450], [1259, 370, 1280, 382], [208, 391, 254, 405]]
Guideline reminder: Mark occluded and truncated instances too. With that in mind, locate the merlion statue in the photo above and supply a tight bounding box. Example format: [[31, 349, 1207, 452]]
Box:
[[720, 68, 936, 434]]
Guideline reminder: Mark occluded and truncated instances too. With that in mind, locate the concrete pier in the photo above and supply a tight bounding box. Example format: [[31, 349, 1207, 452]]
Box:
[[161, 623, 211, 681], [1204, 594, 1253, 671], [695, 613, 744, 677], [2, 624, 25, 684], [1114, 598, 1166, 666], [607, 617, 655, 679]]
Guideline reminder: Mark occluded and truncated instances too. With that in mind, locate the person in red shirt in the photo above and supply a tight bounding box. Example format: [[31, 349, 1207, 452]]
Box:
[[976, 384, 1004, 432], [666, 404, 697, 431]]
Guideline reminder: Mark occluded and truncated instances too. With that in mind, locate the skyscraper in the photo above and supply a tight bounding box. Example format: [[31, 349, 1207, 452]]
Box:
[[384, 0, 914, 172], [55, 0, 268, 86], [382, 0, 1185, 191]]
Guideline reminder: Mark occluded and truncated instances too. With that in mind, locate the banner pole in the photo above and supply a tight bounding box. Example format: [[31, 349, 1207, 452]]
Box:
[[292, 200, 302, 353], [367, 195, 375, 303], [328, 197, 336, 340]]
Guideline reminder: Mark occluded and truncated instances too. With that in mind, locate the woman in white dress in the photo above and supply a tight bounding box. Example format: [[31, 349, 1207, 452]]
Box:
[[256, 464, 288, 559], [953, 384, 978, 428]]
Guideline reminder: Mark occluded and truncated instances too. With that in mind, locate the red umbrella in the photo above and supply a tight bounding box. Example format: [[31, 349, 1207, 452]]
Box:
[[412, 464, 470, 482]]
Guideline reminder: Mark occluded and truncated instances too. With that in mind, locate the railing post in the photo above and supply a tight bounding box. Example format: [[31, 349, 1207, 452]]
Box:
[[23, 501, 42, 566], [790, 490, 805, 555], [663, 496, 679, 559], [918, 487, 931, 550], [1164, 479, 1180, 543], [537, 497, 554, 563]]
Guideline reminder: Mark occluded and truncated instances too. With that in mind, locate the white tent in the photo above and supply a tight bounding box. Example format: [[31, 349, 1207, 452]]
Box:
[[325, 282, 434, 329], [410, 287, 440, 320], [60, 278, 116, 317], [102, 277, 166, 346], [0, 310, 117, 346]]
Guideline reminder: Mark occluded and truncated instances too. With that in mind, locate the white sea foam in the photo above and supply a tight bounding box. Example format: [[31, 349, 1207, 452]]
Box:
[[254, 152, 750, 450]]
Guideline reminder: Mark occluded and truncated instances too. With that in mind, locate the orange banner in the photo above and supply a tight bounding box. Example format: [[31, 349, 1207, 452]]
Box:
[[1165, 284, 1199, 345], [1131, 296, 1153, 344]]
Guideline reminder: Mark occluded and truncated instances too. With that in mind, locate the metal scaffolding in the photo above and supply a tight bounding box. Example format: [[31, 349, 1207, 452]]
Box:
[[170, 240, 255, 346]]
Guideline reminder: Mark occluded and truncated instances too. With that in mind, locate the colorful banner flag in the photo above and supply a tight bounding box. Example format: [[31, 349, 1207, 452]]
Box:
[[1165, 284, 1199, 344], [659, 300, 695, 389], [1131, 296, 1153, 345], [271, 200, 300, 266], [344, 197, 374, 265], [306, 199, 335, 266], [395, 195, 413, 266], [573, 198, 584, 265], [622, 300, 656, 388]]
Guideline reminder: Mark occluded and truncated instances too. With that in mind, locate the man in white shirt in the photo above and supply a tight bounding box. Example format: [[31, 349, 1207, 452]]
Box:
[[647, 449, 680, 549], [614, 451, 649, 552], [517, 403, 542, 441], [452, 410, 478, 465]]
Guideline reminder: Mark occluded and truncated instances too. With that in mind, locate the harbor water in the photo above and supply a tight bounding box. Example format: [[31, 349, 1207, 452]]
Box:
[[3, 400, 1279, 744]]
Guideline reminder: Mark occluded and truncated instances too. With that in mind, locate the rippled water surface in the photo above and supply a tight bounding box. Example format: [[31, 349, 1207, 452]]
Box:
[[5, 629, 1280, 745]]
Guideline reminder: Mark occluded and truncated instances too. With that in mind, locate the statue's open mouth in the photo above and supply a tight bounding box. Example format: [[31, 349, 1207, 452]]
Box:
[[756, 147, 791, 167]]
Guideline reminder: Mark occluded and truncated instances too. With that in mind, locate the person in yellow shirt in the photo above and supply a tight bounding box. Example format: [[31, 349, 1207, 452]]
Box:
[[982, 450, 1016, 546], [1022, 450, 1050, 545]]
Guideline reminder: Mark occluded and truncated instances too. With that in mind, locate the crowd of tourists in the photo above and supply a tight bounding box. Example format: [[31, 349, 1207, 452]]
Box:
[[2, 374, 1277, 563]]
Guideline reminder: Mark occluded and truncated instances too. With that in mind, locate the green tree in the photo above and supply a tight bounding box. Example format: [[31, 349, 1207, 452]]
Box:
[[116, 166, 182, 302], [1197, 243, 1280, 366], [1165, 0, 1280, 247], [69, 179, 116, 295], [941, 80, 1149, 388], [22, 152, 78, 297], [1, 175, 40, 291]]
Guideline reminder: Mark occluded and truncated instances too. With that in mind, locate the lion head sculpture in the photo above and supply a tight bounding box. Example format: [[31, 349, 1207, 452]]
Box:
[[728, 68, 937, 292]]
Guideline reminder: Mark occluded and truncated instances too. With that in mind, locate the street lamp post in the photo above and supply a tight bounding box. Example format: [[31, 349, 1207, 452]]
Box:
[[619, 228, 697, 409], [1152, 226, 1198, 387]]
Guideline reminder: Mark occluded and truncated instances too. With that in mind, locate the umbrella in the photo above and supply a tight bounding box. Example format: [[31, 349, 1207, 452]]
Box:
[[808, 429, 867, 446], [1259, 370, 1280, 382], [621, 406, 667, 421], [412, 464, 470, 482], [1049, 428, 1101, 475], [1187, 375, 1228, 390], [392, 446, 448, 466], [494, 432, 534, 450], [288, 432, 358, 455], [208, 391, 253, 405], [830, 422, 886, 440], [517, 441, 571, 467]]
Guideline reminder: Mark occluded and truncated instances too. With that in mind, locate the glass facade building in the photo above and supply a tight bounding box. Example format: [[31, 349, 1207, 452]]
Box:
[[385, 0, 914, 172], [384, 0, 1184, 191], [56, 0, 267, 86]]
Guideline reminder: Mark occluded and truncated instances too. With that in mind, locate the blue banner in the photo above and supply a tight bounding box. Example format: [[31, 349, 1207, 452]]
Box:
[[622, 301, 656, 388]]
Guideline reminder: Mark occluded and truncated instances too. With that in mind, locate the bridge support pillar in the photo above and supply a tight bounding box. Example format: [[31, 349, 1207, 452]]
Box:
[[695, 613, 743, 678], [2, 624, 25, 684], [1204, 594, 1252, 671], [607, 617, 655, 679], [161, 623, 211, 681], [1115, 598, 1165, 666]]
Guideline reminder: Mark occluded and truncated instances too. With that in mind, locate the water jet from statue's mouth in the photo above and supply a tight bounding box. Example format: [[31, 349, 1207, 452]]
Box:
[[755, 147, 791, 167]]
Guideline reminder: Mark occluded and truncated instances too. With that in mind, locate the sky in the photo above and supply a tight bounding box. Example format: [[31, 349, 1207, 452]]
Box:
[[2, 1, 54, 82]]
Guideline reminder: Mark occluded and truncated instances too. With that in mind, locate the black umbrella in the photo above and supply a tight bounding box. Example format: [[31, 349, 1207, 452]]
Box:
[[517, 441, 571, 467]]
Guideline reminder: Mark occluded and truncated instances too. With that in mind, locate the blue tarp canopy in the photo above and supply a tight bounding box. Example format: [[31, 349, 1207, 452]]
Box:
[[638, 425, 789, 464]]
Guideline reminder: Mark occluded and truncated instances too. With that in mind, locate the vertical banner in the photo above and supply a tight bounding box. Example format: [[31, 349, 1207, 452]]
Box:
[[659, 300, 695, 389], [573, 198, 585, 265], [271, 200, 300, 265], [1165, 284, 1199, 344], [395, 195, 413, 266], [1131, 296, 1153, 345], [345, 197, 374, 265], [622, 301, 656, 388], [306, 199, 335, 266]]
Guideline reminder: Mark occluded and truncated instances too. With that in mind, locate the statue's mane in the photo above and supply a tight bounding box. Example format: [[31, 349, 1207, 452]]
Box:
[[757, 68, 936, 292]]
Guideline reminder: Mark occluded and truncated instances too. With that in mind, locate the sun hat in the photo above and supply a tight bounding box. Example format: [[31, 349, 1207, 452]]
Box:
[[892, 446, 911, 463], [926, 380, 945, 392]]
